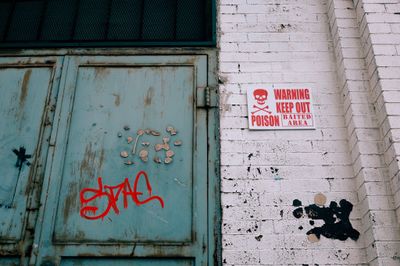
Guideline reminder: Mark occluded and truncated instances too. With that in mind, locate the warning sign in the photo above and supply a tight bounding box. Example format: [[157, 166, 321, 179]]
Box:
[[247, 87, 315, 130]]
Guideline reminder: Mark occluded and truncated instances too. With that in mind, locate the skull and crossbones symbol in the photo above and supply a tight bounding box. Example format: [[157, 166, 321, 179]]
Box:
[[252, 89, 271, 114]]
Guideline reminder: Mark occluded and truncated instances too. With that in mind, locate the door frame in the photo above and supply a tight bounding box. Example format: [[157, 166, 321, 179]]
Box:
[[0, 48, 220, 266]]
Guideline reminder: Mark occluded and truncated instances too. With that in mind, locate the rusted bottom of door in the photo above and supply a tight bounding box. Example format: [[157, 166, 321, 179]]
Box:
[[61, 257, 194, 266]]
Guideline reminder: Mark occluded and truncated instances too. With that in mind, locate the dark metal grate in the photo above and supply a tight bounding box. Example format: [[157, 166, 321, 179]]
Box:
[[108, 0, 142, 40], [5, 1, 45, 41], [0, 0, 213, 47], [40, 0, 78, 41]]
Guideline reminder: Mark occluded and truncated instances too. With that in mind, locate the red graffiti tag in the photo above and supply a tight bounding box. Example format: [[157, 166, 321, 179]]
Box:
[[80, 170, 164, 220]]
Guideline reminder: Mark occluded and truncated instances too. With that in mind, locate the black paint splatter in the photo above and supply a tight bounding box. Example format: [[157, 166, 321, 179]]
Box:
[[292, 207, 303, 218], [255, 235, 263, 241], [298, 226, 303, 230], [309, 220, 315, 226], [248, 153, 254, 160], [293, 199, 360, 241], [12, 147, 31, 170], [270, 167, 279, 174], [293, 199, 302, 207]]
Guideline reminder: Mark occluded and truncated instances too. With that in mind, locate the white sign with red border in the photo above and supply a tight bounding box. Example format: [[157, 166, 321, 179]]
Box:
[[247, 87, 315, 130]]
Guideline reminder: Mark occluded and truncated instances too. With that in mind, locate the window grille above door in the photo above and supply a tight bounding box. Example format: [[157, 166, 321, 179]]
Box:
[[0, 0, 215, 47]]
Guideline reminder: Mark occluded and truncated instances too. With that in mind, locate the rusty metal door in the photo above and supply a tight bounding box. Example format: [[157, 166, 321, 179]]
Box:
[[0, 57, 63, 265], [30, 55, 213, 266]]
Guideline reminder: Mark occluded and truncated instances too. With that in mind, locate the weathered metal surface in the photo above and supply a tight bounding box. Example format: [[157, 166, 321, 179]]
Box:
[[0, 67, 49, 208], [0, 51, 220, 265], [0, 257, 20, 266], [31, 55, 213, 265], [61, 258, 194, 266], [0, 57, 63, 265], [0, 65, 48, 244], [52, 62, 196, 241]]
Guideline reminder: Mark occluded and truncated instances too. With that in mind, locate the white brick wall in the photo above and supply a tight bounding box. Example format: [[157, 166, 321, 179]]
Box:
[[353, 0, 400, 223], [218, 0, 400, 265], [330, 1, 400, 265], [219, 0, 378, 265]]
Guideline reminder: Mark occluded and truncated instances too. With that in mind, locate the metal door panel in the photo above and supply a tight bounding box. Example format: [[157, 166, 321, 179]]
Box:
[[0, 57, 63, 261], [0, 58, 61, 243], [0, 67, 50, 208], [34, 55, 209, 265], [54, 65, 194, 243]]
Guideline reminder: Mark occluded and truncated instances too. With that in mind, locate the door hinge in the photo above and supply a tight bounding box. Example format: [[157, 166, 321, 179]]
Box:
[[205, 87, 218, 108]]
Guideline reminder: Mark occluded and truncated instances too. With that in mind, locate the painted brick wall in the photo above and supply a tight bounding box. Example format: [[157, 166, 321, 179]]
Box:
[[329, 1, 400, 265], [353, 0, 400, 229], [218, 0, 400, 265]]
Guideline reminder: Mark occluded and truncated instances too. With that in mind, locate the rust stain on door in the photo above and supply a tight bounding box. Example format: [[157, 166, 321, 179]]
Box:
[[112, 93, 121, 106], [79, 143, 97, 179], [19, 69, 32, 108], [144, 87, 154, 106], [63, 182, 78, 221]]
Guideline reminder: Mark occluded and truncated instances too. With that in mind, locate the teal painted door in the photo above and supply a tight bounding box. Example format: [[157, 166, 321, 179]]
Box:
[[31, 55, 211, 266], [0, 57, 63, 265]]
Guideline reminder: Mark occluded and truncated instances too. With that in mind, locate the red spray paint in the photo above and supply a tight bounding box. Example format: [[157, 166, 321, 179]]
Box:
[[80, 170, 164, 220]]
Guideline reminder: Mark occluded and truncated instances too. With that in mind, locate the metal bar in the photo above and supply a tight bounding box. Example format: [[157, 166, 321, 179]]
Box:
[[211, 0, 216, 44], [173, 0, 178, 40], [205, 0, 213, 42], [2, 0, 16, 41], [139, 0, 145, 40], [70, 0, 81, 40], [0, 40, 216, 48], [36, 0, 49, 41], [105, 0, 112, 40]]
